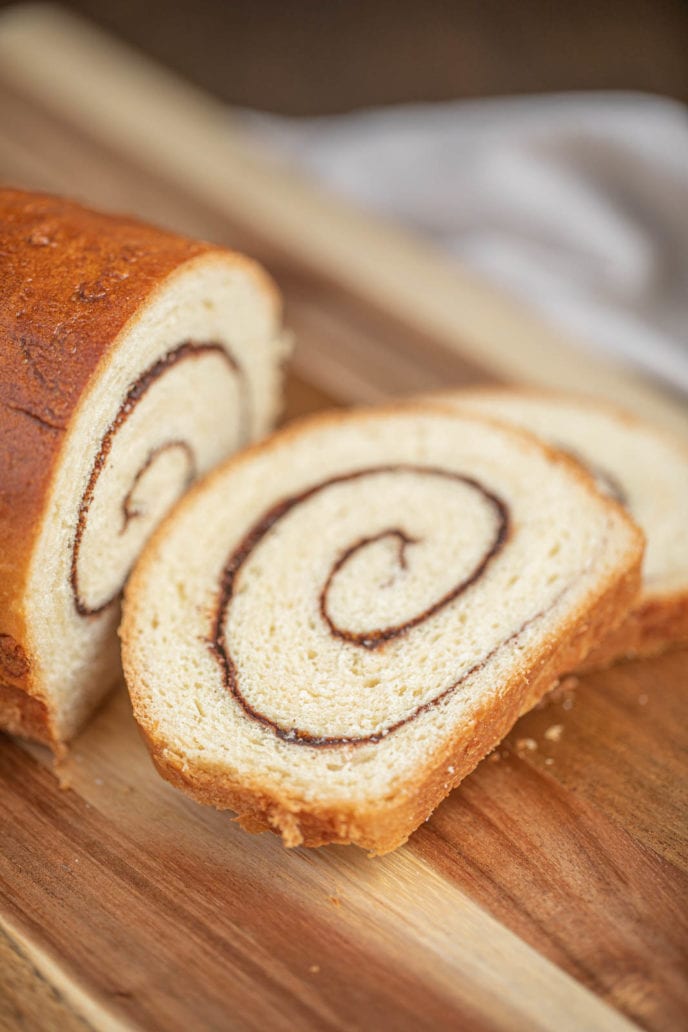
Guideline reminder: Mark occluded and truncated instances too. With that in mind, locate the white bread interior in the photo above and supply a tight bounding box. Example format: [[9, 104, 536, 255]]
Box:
[[425, 388, 688, 663], [122, 406, 642, 853], [27, 253, 286, 743]]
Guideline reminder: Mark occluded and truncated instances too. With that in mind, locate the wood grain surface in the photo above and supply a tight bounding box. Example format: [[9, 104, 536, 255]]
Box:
[[0, 7, 686, 1032]]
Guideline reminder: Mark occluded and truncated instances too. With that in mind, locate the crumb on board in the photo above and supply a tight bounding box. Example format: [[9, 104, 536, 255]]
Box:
[[309, 965, 320, 974], [488, 751, 501, 763], [544, 724, 564, 743], [516, 737, 538, 752], [545, 757, 555, 766], [541, 675, 579, 708]]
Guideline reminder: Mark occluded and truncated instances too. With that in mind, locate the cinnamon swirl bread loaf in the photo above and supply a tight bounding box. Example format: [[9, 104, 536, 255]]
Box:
[[122, 407, 642, 853], [427, 388, 688, 667], [0, 188, 285, 751]]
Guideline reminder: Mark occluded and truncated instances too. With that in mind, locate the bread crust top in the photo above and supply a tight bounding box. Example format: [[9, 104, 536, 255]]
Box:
[[0, 188, 275, 702]]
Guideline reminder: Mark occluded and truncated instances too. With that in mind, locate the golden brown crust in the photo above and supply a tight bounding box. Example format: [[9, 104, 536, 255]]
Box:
[[0, 681, 56, 749], [0, 187, 277, 748], [421, 383, 688, 446], [579, 591, 688, 670], [417, 385, 688, 669], [122, 403, 644, 854], [136, 546, 641, 855]]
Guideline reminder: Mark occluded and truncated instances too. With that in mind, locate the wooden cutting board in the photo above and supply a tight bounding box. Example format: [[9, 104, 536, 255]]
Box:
[[0, 8, 686, 1032]]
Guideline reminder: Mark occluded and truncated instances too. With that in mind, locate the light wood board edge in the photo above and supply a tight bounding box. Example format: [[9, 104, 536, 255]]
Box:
[[0, 3, 686, 438], [13, 711, 642, 1032], [1, 915, 129, 1032], [0, 924, 91, 1032]]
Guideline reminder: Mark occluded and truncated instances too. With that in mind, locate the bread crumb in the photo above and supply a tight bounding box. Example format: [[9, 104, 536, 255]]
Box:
[[488, 751, 501, 763], [547, 675, 579, 706], [562, 698, 574, 711], [540, 676, 577, 710], [545, 724, 564, 742], [309, 965, 320, 974], [638, 694, 648, 706], [516, 737, 537, 752], [545, 757, 555, 766]]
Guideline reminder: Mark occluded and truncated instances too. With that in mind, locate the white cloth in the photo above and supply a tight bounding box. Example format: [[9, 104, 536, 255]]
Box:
[[245, 93, 688, 394]]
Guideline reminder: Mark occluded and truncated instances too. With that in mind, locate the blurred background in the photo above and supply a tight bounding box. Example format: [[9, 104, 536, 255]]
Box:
[[0, 0, 686, 397], [1, 0, 684, 112]]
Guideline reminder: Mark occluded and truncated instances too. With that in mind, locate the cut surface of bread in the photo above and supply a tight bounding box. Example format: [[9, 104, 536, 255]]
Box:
[[122, 406, 642, 854], [0, 189, 287, 750], [424, 388, 688, 667]]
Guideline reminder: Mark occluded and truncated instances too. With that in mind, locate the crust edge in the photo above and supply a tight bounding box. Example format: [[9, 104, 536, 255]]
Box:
[[0, 188, 283, 752], [579, 589, 688, 670], [416, 385, 688, 670], [125, 422, 643, 853], [0, 681, 59, 752]]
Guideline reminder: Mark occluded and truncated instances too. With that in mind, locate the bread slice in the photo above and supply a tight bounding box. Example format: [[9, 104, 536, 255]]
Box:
[[122, 406, 642, 854], [0, 188, 287, 751], [423, 388, 688, 668]]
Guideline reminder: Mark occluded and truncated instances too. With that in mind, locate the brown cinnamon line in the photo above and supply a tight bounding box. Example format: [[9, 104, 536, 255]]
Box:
[[71, 341, 246, 617], [555, 444, 628, 507], [120, 440, 197, 534], [588, 465, 628, 508], [322, 507, 507, 647], [210, 465, 510, 747]]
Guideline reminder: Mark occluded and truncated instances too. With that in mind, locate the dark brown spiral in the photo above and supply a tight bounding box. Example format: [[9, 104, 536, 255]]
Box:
[[71, 340, 247, 617], [211, 465, 510, 747], [555, 443, 627, 507], [120, 441, 197, 534]]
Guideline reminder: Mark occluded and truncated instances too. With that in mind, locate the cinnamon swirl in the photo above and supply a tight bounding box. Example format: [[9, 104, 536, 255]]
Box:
[[427, 388, 688, 668], [0, 189, 286, 750], [122, 407, 642, 853]]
